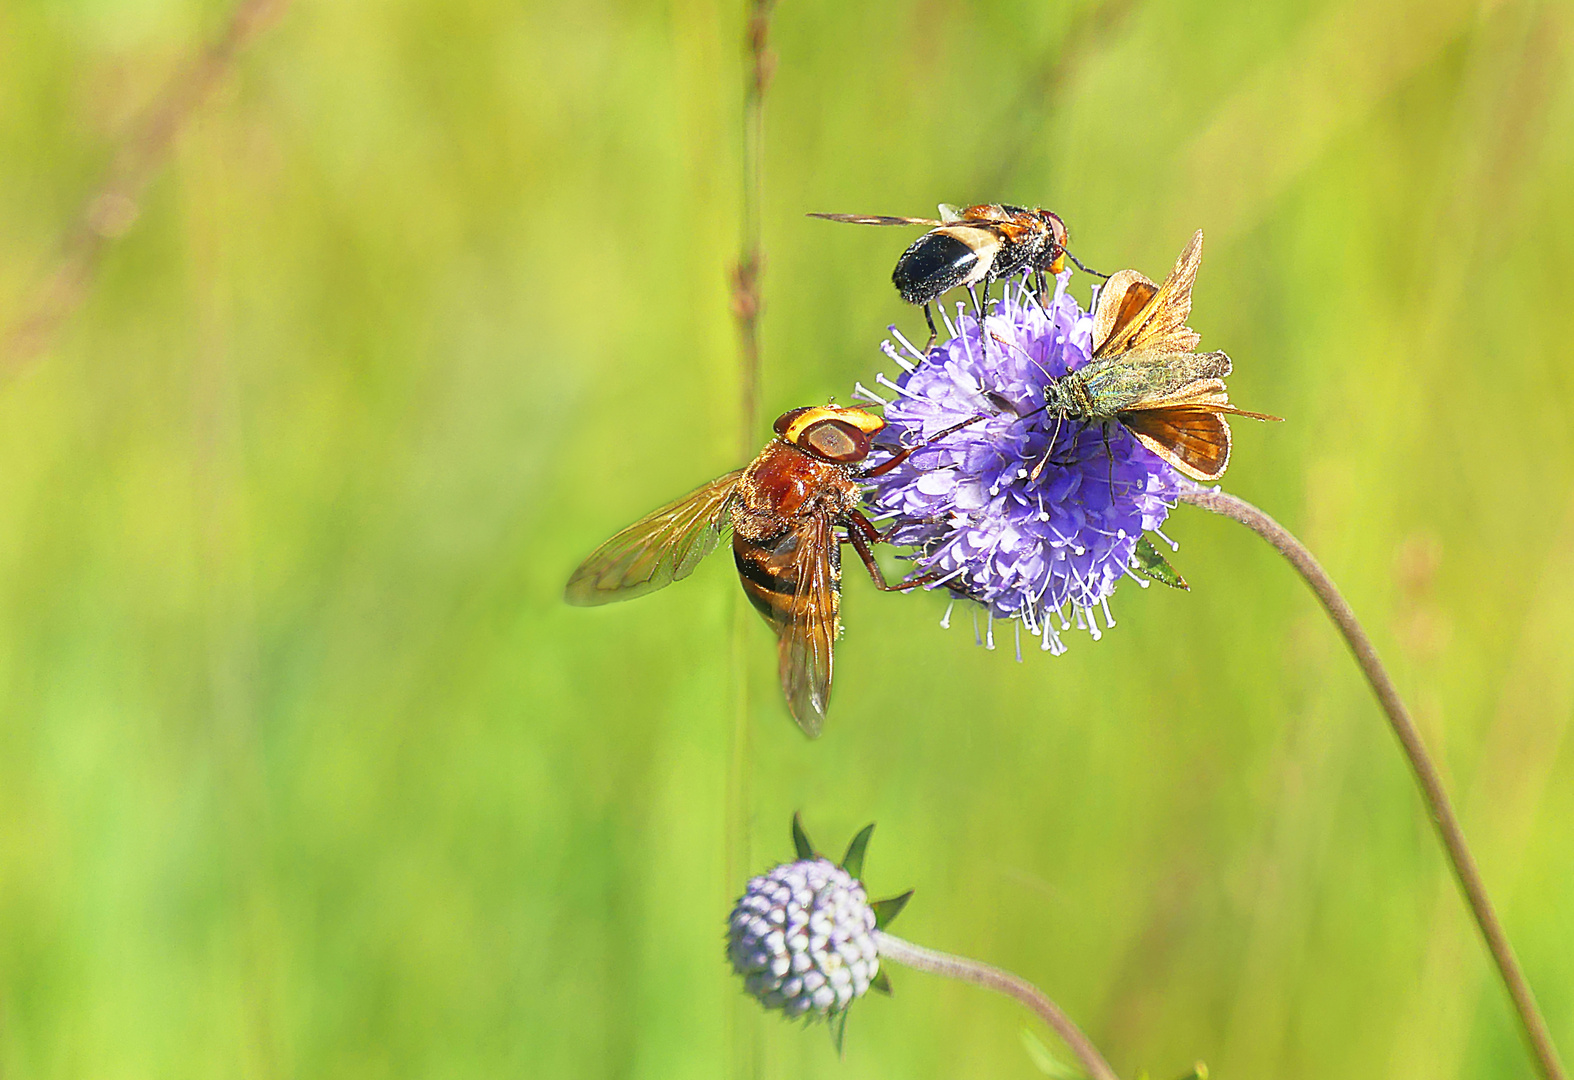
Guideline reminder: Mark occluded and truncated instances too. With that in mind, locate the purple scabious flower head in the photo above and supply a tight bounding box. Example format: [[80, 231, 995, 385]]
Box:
[[857, 273, 1184, 655], [727, 857, 879, 1020], [727, 818, 910, 1039]]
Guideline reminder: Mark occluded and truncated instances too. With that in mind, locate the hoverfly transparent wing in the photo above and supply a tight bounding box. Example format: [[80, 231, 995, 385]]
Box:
[[775, 513, 840, 737], [806, 212, 943, 227], [564, 469, 745, 605], [1092, 230, 1205, 358], [937, 203, 964, 222]]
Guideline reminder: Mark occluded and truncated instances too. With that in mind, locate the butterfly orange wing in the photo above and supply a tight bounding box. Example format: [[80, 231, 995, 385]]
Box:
[[1092, 230, 1205, 358], [1120, 406, 1231, 481]]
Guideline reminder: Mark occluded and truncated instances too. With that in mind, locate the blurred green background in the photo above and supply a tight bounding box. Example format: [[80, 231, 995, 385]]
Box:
[[2, 0, 1572, 1076]]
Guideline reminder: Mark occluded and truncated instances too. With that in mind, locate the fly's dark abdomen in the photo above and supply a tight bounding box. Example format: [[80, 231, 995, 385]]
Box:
[[893, 233, 978, 304], [732, 526, 840, 630]]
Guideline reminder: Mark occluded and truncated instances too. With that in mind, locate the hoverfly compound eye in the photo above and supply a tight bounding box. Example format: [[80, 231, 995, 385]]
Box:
[[801, 420, 870, 464], [773, 407, 814, 438], [778, 406, 885, 462]]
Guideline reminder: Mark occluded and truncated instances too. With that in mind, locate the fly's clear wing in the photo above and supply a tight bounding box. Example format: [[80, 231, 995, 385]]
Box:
[[775, 513, 840, 737], [807, 212, 942, 227], [564, 470, 744, 605]]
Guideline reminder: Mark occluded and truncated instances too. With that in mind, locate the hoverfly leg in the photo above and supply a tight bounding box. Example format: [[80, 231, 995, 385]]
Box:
[[845, 512, 932, 592], [968, 282, 990, 360], [1033, 269, 1049, 308], [922, 304, 939, 352], [858, 413, 988, 478]]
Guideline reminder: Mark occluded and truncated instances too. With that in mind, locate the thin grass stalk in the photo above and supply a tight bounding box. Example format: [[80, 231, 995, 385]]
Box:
[[1, 0, 290, 377], [1180, 486, 1567, 1080], [726, 3, 774, 1076]]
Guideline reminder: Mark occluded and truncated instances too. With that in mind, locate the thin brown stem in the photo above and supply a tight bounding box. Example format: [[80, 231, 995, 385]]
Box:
[[726, 6, 774, 1078], [1, 0, 291, 377], [731, 0, 773, 456], [874, 930, 1121, 1080], [1181, 486, 1566, 1080]]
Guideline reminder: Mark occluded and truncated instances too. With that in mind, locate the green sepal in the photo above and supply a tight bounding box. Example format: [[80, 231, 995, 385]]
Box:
[[829, 1011, 849, 1057], [790, 813, 817, 861], [1177, 1064, 1208, 1080], [1130, 534, 1189, 590], [869, 968, 892, 995], [841, 823, 875, 879], [871, 889, 913, 929]]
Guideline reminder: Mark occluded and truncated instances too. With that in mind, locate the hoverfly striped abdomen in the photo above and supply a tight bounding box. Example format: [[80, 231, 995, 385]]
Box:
[[733, 527, 842, 635]]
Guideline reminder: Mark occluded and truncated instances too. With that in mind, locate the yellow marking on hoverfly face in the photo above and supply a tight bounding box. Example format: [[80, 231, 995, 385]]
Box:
[[778, 405, 885, 445]]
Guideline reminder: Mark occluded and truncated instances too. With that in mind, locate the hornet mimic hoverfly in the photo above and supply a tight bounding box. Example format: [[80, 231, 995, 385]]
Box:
[[564, 404, 978, 736], [809, 204, 1094, 344]]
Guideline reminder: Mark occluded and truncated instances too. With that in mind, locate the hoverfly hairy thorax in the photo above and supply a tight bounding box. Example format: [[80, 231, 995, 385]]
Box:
[[564, 404, 981, 736], [810, 204, 1093, 346]]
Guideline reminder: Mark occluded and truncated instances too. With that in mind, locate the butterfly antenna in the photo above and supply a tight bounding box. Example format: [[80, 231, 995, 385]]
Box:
[[986, 330, 1058, 389]]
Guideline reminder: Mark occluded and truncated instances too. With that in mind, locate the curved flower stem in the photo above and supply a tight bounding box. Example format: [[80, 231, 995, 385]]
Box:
[[1181, 487, 1567, 1080], [874, 930, 1121, 1080]]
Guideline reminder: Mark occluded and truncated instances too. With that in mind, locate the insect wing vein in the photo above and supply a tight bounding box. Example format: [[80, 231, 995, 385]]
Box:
[[1093, 230, 1205, 357], [808, 213, 942, 227], [564, 469, 744, 605], [776, 513, 839, 737]]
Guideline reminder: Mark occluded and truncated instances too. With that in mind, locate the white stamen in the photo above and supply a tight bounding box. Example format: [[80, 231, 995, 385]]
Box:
[[1123, 567, 1153, 589], [985, 613, 996, 651], [875, 372, 929, 401], [889, 326, 928, 365], [928, 566, 966, 589], [1014, 622, 1022, 663], [880, 342, 919, 377], [1153, 527, 1180, 552], [940, 599, 955, 629], [852, 381, 889, 406], [1100, 597, 1116, 629]]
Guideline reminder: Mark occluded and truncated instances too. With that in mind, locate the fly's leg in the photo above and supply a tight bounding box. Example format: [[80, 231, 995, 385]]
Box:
[[859, 413, 987, 478], [968, 281, 993, 360], [1102, 420, 1117, 494], [845, 511, 942, 592], [922, 303, 939, 352]]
